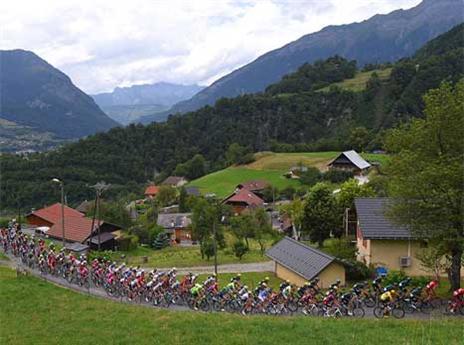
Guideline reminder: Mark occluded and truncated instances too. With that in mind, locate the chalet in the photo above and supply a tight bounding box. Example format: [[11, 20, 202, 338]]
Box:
[[236, 180, 269, 198], [222, 188, 264, 215], [157, 213, 193, 244], [26, 203, 119, 249], [354, 197, 438, 276], [328, 150, 371, 175], [76, 200, 93, 214], [161, 176, 188, 188], [27, 203, 84, 227], [144, 185, 160, 199], [266, 237, 345, 288]]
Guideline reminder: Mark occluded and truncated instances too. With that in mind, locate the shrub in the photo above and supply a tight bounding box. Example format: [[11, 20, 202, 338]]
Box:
[[299, 167, 322, 186], [233, 241, 249, 260], [345, 260, 373, 281], [322, 170, 353, 183], [117, 233, 139, 251], [323, 238, 357, 260]]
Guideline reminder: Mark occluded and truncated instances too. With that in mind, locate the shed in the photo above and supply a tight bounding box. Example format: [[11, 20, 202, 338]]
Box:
[[266, 237, 345, 288]]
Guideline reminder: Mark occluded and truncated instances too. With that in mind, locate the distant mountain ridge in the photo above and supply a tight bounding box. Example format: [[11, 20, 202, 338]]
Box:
[[140, 0, 463, 124], [92, 82, 203, 124], [0, 49, 118, 139]]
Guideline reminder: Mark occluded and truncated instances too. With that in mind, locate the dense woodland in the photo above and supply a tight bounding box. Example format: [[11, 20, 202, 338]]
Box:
[[1, 24, 463, 210]]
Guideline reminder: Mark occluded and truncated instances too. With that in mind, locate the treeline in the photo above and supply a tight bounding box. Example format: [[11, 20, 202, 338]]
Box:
[[1, 24, 463, 210]]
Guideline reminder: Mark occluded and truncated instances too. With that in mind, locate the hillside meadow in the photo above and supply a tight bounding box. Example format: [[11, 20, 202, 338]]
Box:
[[188, 151, 388, 197]]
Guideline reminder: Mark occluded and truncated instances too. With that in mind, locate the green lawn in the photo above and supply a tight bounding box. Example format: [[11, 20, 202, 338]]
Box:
[[108, 237, 273, 268], [188, 151, 389, 197], [0, 252, 9, 261], [318, 68, 392, 92], [0, 267, 462, 345]]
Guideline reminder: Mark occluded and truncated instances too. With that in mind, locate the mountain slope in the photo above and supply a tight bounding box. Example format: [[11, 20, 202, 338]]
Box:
[[2, 24, 462, 209], [92, 82, 203, 124], [0, 50, 119, 139], [141, 0, 463, 123]]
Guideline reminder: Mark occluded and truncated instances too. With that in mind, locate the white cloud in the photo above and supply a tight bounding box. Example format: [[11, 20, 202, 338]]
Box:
[[0, 0, 421, 94]]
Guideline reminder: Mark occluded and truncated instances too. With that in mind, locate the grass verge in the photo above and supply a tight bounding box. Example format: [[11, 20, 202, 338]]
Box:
[[0, 267, 462, 345]]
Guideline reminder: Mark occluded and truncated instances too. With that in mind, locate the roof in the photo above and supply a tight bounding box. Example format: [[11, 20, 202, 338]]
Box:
[[28, 203, 85, 224], [88, 232, 115, 245], [237, 180, 269, 191], [47, 217, 102, 243], [162, 176, 186, 186], [222, 188, 264, 207], [157, 213, 192, 229], [354, 197, 411, 239], [144, 185, 160, 195], [64, 242, 89, 253], [185, 186, 200, 196], [329, 150, 371, 170], [266, 237, 336, 280]]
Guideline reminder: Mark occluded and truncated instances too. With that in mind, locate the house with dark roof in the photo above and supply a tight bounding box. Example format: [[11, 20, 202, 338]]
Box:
[[161, 176, 188, 188], [266, 237, 345, 288], [184, 186, 200, 197], [328, 150, 371, 175], [222, 188, 265, 215], [354, 197, 434, 276], [157, 213, 193, 244]]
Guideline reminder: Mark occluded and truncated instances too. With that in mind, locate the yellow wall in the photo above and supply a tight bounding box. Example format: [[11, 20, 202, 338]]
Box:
[[274, 262, 346, 288]]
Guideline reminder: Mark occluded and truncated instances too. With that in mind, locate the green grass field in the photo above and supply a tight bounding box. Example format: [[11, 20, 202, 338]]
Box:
[[188, 151, 389, 197], [318, 68, 392, 92], [0, 267, 462, 345]]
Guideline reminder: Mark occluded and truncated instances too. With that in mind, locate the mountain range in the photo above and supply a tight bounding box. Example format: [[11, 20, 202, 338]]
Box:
[[0, 49, 118, 149], [91, 82, 203, 124], [140, 0, 463, 124]]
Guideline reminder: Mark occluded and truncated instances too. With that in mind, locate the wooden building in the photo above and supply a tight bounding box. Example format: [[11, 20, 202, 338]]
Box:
[[222, 188, 264, 215], [327, 150, 371, 175]]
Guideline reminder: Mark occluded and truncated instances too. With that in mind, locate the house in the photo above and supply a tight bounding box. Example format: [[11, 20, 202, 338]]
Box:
[[237, 180, 269, 192], [354, 197, 436, 276], [27, 203, 119, 249], [266, 237, 345, 288], [144, 185, 160, 199], [269, 211, 292, 234], [46, 216, 119, 250], [75, 200, 93, 214], [26, 203, 85, 227], [184, 186, 201, 197], [328, 150, 371, 175], [222, 188, 264, 215], [157, 213, 193, 244], [161, 176, 188, 188]]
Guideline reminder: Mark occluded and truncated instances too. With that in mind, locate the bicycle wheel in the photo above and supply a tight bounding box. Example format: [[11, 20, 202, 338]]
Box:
[[420, 301, 433, 314], [392, 306, 405, 319], [352, 307, 365, 318], [287, 300, 298, 312], [373, 307, 384, 319], [199, 298, 210, 312], [363, 297, 376, 308]]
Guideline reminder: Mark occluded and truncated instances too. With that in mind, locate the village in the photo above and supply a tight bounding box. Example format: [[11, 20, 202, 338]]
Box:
[[16, 149, 439, 290]]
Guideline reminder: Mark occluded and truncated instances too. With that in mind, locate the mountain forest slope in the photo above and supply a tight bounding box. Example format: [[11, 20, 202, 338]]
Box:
[[0, 50, 118, 139], [140, 0, 463, 123], [1, 24, 463, 209]]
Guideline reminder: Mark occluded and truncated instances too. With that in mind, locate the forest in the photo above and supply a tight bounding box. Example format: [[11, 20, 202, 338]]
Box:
[[1, 24, 463, 210]]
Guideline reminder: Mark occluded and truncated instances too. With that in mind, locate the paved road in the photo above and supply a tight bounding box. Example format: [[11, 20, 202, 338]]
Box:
[[154, 261, 275, 275], [1, 251, 460, 320]]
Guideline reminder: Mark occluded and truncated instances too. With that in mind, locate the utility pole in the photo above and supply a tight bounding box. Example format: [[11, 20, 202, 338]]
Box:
[[91, 182, 110, 251], [52, 178, 65, 247], [213, 219, 218, 276]]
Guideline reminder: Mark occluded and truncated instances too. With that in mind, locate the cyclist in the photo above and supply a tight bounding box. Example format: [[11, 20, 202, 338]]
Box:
[[190, 283, 204, 311], [425, 279, 438, 300], [449, 288, 464, 314], [379, 288, 398, 316]]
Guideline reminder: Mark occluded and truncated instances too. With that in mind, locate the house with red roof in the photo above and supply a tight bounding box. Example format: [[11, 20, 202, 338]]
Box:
[[236, 180, 269, 198], [144, 185, 160, 199], [26, 203, 120, 249], [222, 188, 264, 215], [26, 203, 84, 227]]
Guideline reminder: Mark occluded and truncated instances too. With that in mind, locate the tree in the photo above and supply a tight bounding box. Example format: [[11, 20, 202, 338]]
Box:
[[157, 185, 177, 207], [251, 208, 274, 255], [280, 198, 304, 239], [349, 127, 370, 152], [153, 232, 170, 250], [225, 143, 253, 165], [178, 187, 188, 213], [336, 179, 375, 211], [385, 80, 464, 290], [299, 167, 321, 186], [415, 242, 451, 282], [233, 240, 249, 260], [201, 240, 215, 260], [301, 183, 339, 247]]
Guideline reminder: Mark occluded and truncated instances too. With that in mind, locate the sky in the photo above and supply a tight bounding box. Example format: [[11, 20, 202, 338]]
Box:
[[0, 0, 422, 94]]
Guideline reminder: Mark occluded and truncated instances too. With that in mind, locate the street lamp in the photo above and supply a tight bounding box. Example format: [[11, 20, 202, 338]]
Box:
[[52, 178, 65, 247]]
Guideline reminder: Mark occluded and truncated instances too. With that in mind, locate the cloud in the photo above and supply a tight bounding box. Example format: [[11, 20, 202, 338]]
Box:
[[0, 0, 421, 94]]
